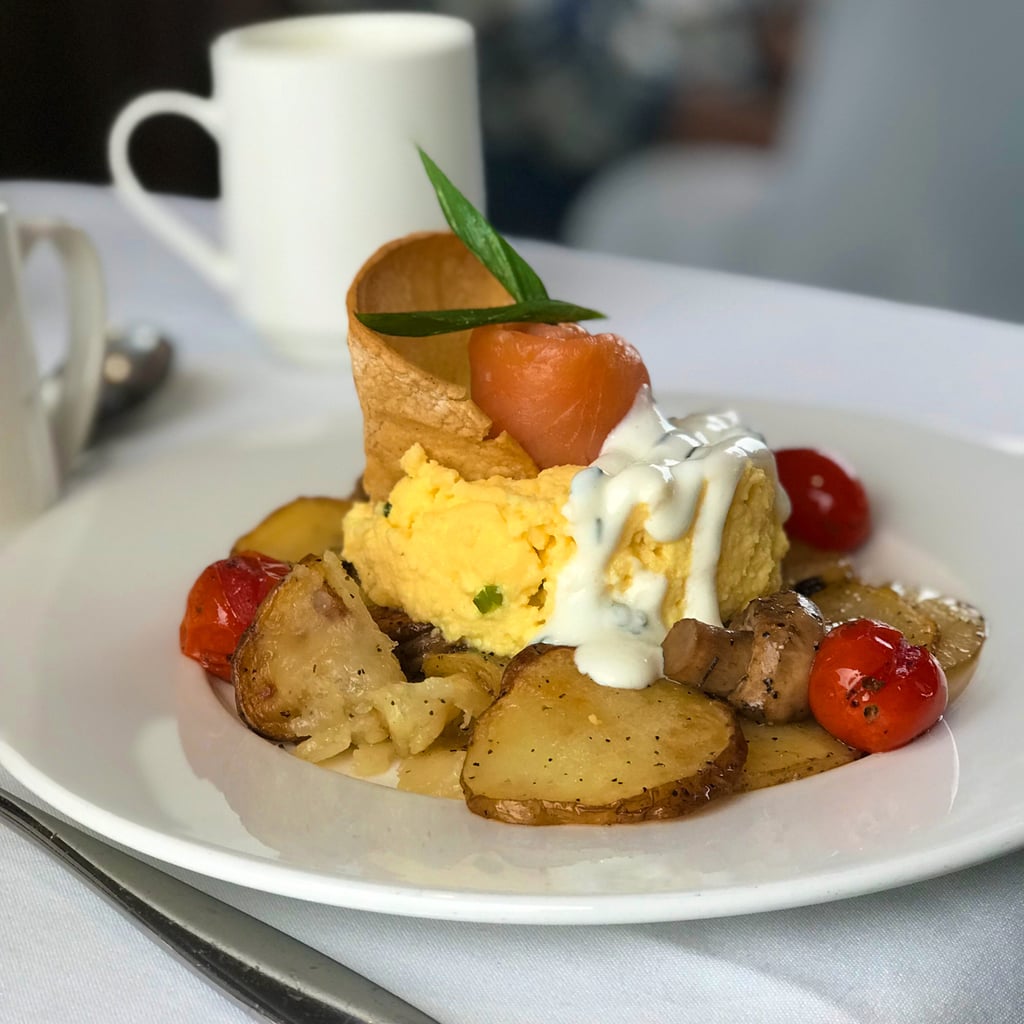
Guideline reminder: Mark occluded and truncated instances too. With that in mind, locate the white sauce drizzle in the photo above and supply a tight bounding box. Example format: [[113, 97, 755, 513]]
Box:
[[534, 386, 787, 690]]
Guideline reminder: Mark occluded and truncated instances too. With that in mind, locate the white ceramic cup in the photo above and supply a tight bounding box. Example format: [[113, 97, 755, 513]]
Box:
[[108, 12, 485, 363], [0, 203, 106, 543]]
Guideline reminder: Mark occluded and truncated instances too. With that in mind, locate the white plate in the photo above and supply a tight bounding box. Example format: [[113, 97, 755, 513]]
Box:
[[0, 395, 1020, 925]]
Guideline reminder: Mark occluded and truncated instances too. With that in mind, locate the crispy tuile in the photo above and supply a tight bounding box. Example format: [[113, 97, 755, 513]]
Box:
[[346, 231, 538, 501]]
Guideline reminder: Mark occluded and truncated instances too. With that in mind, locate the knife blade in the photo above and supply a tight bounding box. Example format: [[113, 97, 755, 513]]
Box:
[[0, 787, 441, 1024]]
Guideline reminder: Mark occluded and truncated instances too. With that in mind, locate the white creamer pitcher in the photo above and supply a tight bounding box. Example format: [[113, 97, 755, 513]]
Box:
[[0, 203, 106, 543]]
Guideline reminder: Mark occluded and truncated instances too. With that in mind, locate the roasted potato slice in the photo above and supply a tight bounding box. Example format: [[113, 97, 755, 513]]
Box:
[[785, 541, 985, 702], [811, 576, 983, 701], [371, 673, 493, 758], [233, 550, 405, 762], [461, 645, 746, 825], [421, 649, 506, 696], [349, 740, 396, 778], [812, 580, 938, 647], [781, 541, 855, 592], [398, 746, 467, 800], [231, 496, 352, 562], [912, 594, 986, 702], [737, 719, 862, 791]]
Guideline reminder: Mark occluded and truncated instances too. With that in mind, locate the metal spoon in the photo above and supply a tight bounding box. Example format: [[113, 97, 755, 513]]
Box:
[[45, 322, 175, 437], [94, 321, 174, 428], [0, 785, 440, 1024]]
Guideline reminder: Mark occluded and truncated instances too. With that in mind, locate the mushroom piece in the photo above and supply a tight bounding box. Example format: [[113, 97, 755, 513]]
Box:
[[369, 605, 465, 681], [662, 591, 825, 724]]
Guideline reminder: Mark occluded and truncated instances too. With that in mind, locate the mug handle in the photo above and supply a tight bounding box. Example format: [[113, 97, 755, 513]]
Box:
[[108, 91, 235, 291], [19, 221, 107, 474]]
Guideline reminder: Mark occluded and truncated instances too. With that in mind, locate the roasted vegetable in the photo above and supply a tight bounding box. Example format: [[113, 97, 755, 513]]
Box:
[[662, 591, 825, 724], [812, 580, 938, 647], [368, 605, 465, 680], [775, 447, 871, 552], [809, 619, 948, 753], [180, 552, 291, 681], [397, 746, 467, 800], [460, 645, 746, 825], [782, 545, 985, 703], [230, 496, 352, 563], [737, 719, 863, 791], [371, 673, 493, 758], [421, 649, 506, 697], [233, 551, 496, 766], [902, 592, 986, 702], [233, 551, 403, 761], [781, 540, 855, 592]]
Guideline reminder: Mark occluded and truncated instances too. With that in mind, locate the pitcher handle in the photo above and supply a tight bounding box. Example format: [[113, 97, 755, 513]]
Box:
[[19, 221, 107, 474], [108, 91, 235, 291]]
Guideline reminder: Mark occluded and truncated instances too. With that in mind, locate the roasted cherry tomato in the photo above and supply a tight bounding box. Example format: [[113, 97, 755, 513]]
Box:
[[775, 447, 871, 551], [809, 619, 947, 752], [179, 552, 290, 681]]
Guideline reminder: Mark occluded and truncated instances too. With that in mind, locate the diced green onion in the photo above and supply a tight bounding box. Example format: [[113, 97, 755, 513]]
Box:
[[473, 585, 503, 614]]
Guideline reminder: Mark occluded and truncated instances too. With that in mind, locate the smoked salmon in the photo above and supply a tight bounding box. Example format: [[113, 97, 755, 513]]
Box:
[[468, 322, 651, 468]]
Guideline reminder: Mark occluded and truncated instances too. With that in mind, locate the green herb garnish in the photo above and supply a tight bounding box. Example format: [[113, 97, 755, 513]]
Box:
[[360, 300, 605, 338], [355, 148, 605, 337], [382, 501, 392, 517], [473, 585, 503, 614], [419, 148, 548, 303]]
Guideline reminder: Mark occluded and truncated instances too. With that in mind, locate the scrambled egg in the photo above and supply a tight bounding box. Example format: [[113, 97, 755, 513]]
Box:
[[342, 444, 787, 657]]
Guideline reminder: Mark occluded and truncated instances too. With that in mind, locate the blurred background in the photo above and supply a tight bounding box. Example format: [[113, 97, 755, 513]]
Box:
[[3, 0, 1022, 323]]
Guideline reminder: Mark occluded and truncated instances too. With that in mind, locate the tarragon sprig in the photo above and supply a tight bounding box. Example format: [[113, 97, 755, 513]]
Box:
[[355, 148, 605, 337]]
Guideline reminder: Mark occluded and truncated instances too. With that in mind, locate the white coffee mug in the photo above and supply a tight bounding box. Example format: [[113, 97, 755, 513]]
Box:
[[0, 204, 106, 542], [108, 12, 485, 363]]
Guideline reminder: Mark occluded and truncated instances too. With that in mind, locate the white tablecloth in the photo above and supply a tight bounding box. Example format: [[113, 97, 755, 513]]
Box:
[[1, 181, 1022, 1024]]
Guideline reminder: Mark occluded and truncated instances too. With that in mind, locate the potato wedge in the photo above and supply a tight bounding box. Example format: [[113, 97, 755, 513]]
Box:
[[461, 646, 746, 825], [233, 551, 405, 762], [231, 496, 352, 563], [737, 719, 862, 791]]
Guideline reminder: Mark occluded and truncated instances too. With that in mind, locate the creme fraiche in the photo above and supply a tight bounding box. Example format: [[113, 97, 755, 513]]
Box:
[[535, 386, 786, 689]]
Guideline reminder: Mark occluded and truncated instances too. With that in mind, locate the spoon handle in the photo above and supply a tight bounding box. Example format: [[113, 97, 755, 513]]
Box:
[[0, 788, 440, 1024]]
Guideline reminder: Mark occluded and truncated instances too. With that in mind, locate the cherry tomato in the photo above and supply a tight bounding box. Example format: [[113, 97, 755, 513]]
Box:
[[775, 447, 871, 551], [809, 619, 948, 752], [179, 552, 291, 681]]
